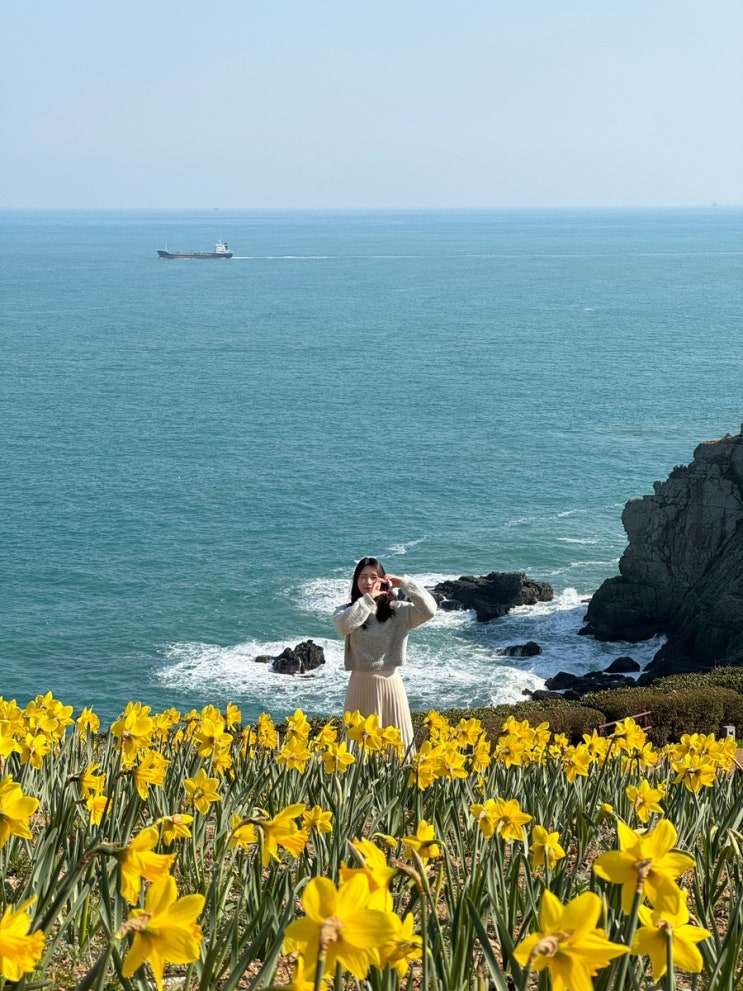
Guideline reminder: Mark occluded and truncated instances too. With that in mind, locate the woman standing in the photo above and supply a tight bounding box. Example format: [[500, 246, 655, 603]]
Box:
[[333, 557, 437, 752]]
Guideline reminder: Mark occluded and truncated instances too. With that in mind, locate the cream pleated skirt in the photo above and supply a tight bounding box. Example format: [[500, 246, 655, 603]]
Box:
[[344, 668, 415, 754]]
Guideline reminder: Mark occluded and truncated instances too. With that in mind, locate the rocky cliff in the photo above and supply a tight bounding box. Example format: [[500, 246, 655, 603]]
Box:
[[582, 427, 743, 681]]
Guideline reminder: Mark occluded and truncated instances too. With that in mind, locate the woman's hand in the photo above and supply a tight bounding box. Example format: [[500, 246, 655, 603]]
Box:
[[385, 574, 402, 589]]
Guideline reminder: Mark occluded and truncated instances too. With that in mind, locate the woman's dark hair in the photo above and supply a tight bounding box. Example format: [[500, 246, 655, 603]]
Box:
[[350, 556, 396, 624]]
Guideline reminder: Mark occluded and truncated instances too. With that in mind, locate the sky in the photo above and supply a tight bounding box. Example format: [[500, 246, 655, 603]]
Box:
[[2, 1, 742, 209]]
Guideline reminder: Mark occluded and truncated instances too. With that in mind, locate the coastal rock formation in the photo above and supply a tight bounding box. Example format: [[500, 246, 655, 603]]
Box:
[[582, 428, 743, 680], [544, 669, 635, 695], [497, 641, 543, 658], [432, 572, 554, 623], [255, 640, 326, 676]]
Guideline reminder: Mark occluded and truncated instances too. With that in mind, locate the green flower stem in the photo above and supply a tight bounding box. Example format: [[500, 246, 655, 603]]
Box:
[[613, 885, 643, 991], [663, 929, 676, 991]]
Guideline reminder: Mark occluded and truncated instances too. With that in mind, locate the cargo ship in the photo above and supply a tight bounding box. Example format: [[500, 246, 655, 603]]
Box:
[[157, 240, 233, 259]]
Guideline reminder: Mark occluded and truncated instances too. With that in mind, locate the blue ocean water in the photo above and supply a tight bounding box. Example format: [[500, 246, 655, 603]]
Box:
[[2, 208, 741, 725]]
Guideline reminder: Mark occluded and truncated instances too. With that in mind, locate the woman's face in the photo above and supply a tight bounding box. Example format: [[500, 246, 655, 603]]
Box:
[[357, 565, 384, 596]]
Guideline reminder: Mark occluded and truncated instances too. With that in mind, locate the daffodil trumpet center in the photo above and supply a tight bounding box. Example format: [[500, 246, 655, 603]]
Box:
[[531, 931, 572, 962], [635, 857, 653, 885], [320, 916, 344, 950], [115, 912, 153, 938]]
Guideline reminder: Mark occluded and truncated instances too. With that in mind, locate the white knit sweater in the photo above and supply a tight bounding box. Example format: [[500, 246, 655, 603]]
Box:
[[333, 575, 437, 672]]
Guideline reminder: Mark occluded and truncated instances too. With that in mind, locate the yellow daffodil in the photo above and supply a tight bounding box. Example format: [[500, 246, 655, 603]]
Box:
[[156, 814, 194, 845], [346, 713, 384, 751], [225, 701, 241, 729], [110, 703, 154, 765], [513, 890, 628, 990], [241, 725, 257, 757], [626, 779, 665, 823], [402, 820, 441, 864], [635, 741, 660, 771], [311, 722, 339, 750], [183, 768, 221, 815], [379, 725, 404, 757], [340, 839, 396, 910], [470, 798, 531, 842], [78, 761, 105, 798], [378, 911, 422, 978], [303, 805, 333, 834], [132, 750, 169, 801], [549, 732, 570, 757], [322, 741, 355, 774], [493, 735, 526, 767], [0, 721, 22, 760], [0, 897, 45, 981], [593, 819, 695, 915], [672, 753, 717, 792], [256, 712, 278, 749], [582, 729, 611, 763], [114, 826, 176, 904], [76, 706, 100, 736], [632, 901, 711, 981], [560, 744, 592, 783], [283, 874, 398, 979], [610, 717, 646, 753], [530, 824, 566, 870], [228, 814, 258, 852], [286, 709, 311, 742], [284, 955, 321, 991], [19, 732, 51, 770], [423, 710, 451, 743], [86, 794, 109, 826], [193, 715, 233, 758], [0, 776, 39, 848], [438, 742, 469, 780], [119, 873, 204, 991], [409, 741, 444, 790], [256, 804, 309, 866], [470, 738, 492, 773], [276, 739, 312, 774]]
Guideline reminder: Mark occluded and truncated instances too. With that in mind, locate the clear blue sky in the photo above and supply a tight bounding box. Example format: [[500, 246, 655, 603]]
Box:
[[2, 0, 741, 208]]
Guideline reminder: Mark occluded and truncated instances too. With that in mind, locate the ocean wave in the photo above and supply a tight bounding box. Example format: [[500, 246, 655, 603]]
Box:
[[557, 537, 599, 544], [386, 536, 427, 555]]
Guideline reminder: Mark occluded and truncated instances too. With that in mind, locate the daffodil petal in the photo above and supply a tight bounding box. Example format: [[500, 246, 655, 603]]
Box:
[[559, 892, 601, 939], [301, 877, 339, 922]]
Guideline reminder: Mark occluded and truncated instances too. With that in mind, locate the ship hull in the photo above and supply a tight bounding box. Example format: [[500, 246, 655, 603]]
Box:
[[157, 250, 233, 259]]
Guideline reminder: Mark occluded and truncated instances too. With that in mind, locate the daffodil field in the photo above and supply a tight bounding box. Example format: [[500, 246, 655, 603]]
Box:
[[1, 695, 742, 991]]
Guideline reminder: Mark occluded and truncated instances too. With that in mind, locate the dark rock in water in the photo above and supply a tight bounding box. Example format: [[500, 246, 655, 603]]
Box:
[[528, 689, 567, 701], [257, 640, 325, 676], [254, 655, 272, 664], [582, 428, 743, 681], [433, 572, 553, 623], [545, 670, 634, 695], [498, 641, 543, 657], [605, 656, 641, 673]]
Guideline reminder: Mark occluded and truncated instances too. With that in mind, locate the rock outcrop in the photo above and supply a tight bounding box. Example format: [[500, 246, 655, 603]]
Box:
[[582, 428, 743, 680], [255, 640, 326, 676], [432, 572, 554, 623]]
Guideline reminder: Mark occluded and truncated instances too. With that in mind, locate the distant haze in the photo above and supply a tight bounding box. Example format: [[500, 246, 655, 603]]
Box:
[[1, 0, 742, 209]]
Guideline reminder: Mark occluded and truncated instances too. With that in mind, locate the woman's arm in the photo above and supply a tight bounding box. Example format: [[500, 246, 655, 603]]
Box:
[[333, 594, 377, 636], [394, 575, 437, 630]]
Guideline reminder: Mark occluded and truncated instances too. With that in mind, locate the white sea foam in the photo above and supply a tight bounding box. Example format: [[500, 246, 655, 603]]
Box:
[[387, 536, 427, 555], [557, 537, 599, 544]]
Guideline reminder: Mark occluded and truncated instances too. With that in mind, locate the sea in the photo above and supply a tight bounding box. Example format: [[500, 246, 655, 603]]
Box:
[[2, 207, 741, 727]]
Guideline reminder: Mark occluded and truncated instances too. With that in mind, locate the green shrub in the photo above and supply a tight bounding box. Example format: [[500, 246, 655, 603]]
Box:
[[645, 687, 743, 744], [581, 687, 659, 725], [657, 665, 743, 695]]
